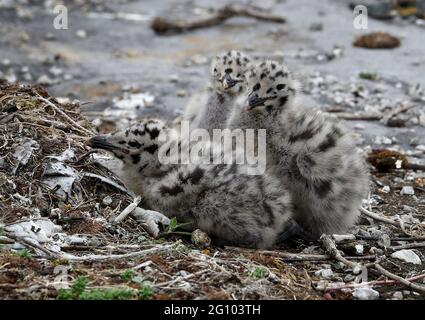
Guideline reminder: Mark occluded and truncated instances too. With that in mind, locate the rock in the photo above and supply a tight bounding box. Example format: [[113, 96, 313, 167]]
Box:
[[315, 268, 334, 279], [309, 22, 323, 31], [176, 90, 187, 97], [76, 29, 87, 38], [191, 229, 211, 249], [391, 249, 422, 265], [353, 32, 400, 49], [36, 74, 56, 86], [419, 113, 425, 127], [416, 145, 425, 152], [169, 75, 179, 83], [344, 274, 355, 282], [392, 291, 403, 300], [355, 244, 364, 255], [12, 138, 40, 174], [45, 32, 55, 41], [377, 234, 391, 248], [369, 194, 384, 205], [354, 123, 365, 130], [102, 196, 113, 206], [400, 186, 415, 195], [369, 246, 384, 256], [49, 66, 63, 77], [374, 136, 392, 145], [402, 205, 415, 212], [1, 58, 11, 66], [352, 287, 380, 300], [409, 137, 420, 146], [381, 186, 390, 193]]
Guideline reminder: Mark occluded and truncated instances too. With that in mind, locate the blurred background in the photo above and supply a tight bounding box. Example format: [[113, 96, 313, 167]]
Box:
[[0, 0, 424, 150]]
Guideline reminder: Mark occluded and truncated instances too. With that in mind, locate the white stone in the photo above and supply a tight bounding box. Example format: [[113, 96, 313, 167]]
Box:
[[416, 145, 425, 152], [102, 196, 113, 206], [355, 244, 364, 255], [76, 29, 87, 38], [353, 287, 379, 300], [391, 250, 422, 265], [400, 186, 415, 195], [315, 268, 334, 279], [381, 186, 390, 193], [392, 291, 403, 300]]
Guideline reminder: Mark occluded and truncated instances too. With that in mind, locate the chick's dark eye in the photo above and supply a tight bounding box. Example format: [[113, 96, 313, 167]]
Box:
[[128, 140, 142, 148]]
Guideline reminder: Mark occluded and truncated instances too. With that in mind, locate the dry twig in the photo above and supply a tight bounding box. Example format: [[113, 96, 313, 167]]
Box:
[[36, 94, 94, 135], [151, 4, 285, 34], [64, 243, 176, 262], [113, 195, 142, 224], [374, 264, 425, 294], [320, 234, 362, 270]]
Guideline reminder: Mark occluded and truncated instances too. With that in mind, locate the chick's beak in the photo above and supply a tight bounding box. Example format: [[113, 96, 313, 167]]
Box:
[[86, 135, 129, 154], [246, 92, 276, 111], [223, 73, 240, 89]]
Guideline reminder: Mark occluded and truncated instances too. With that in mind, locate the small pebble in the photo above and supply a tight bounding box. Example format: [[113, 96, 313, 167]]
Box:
[[380, 186, 390, 193], [102, 196, 113, 206], [392, 291, 403, 300], [355, 244, 364, 255], [391, 249, 422, 265], [353, 287, 379, 300], [76, 30, 87, 38], [191, 229, 211, 249], [400, 186, 415, 195], [176, 90, 187, 97]]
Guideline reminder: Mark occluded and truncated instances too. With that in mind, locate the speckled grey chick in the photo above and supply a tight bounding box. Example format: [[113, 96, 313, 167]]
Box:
[[87, 119, 294, 249], [227, 60, 370, 238], [190, 50, 252, 133]]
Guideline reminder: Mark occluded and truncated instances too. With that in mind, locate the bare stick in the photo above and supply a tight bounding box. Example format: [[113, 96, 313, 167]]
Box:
[[360, 207, 416, 237], [322, 272, 425, 291], [81, 172, 131, 195], [360, 207, 400, 227], [36, 94, 94, 135], [151, 4, 285, 35], [329, 112, 382, 121], [390, 242, 425, 251], [63, 243, 175, 262], [113, 195, 142, 224], [374, 264, 425, 293], [328, 105, 415, 122], [320, 234, 361, 270], [225, 246, 375, 262]]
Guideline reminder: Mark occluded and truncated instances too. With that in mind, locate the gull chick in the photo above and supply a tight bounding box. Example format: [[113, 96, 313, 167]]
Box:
[[87, 119, 294, 249], [189, 50, 252, 133], [227, 60, 370, 238]]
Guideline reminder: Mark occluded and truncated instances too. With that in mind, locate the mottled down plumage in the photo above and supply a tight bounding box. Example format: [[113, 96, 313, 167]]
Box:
[[87, 119, 294, 249], [226, 60, 370, 238], [189, 50, 252, 133]]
